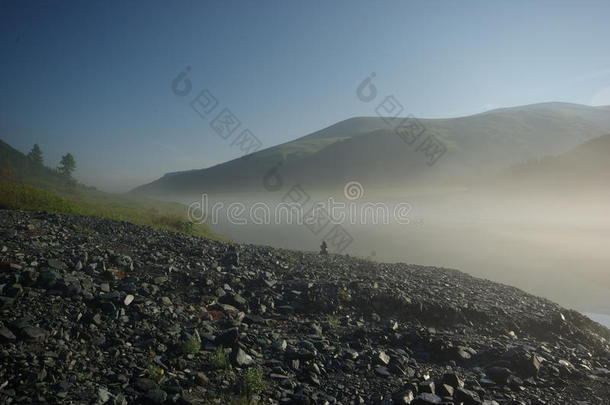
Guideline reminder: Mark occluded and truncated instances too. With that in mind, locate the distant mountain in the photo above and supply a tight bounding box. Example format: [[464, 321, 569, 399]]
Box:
[[132, 102, 610, 196], [498, 133, 610, 190]]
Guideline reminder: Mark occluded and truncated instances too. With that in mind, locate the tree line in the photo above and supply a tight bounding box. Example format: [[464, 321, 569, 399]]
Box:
[[27, 144, 76, 179]]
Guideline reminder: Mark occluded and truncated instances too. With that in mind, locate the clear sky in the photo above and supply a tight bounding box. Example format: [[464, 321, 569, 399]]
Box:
[[2, 0, 610, 192]]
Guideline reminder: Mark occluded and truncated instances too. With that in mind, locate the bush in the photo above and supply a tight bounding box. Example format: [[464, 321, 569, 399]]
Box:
[[337, 287, 352, 303], [147, 364, 165, 382], [211, 346, 231, 370], [181, 334, 201, 354], [241, 366, 267, 398]]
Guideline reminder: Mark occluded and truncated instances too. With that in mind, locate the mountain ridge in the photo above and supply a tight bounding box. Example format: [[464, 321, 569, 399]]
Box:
[[132, 102, 610, 196]]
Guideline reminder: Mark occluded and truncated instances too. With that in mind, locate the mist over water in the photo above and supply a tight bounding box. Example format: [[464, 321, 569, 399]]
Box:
[[178, 188, 610, 316]]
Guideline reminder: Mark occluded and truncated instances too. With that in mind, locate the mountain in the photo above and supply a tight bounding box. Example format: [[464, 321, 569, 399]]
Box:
[[131, 102, 610, 196], [498, 133, 610, 189]]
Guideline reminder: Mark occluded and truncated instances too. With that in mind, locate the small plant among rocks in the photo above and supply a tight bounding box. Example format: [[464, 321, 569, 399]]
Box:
[[337, 287, 352, 303], [240, 366, 268, 398], [181, 333, 201, 354], [227, 396, 257, 405], [211, 346, 231, 370], [326, 314, 340, 327], [147, 364, 165, 383]]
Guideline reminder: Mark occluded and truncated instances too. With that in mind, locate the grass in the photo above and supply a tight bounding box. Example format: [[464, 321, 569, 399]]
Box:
[[216, 366, 267, 405], [227, 396, 257, 405], [211, 346, 231, 370], [202, 348, 267, 405], [326, 314, 340, 327], [181, 334, 201, 354], [240, 366, 267, 398], [337, 287, 352, 303], [0, 182, 226, 240], [146, 364, 165, 383], [0, 183, 79, 214]]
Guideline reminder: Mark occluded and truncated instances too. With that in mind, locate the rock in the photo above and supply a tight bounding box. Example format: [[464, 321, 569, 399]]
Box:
[[513, 352, 542, 378], [412, 393, 443, 404], [195, 371, 209, 385], [418, 380, 435, 394], [145, 388, 167, 404], [0, 296, 15, 308], [21, 269, 39, 286], [97, 387, 111, 403], [215, 328, 239, 347], [437, 383, 454, 397], [123, 294, 134, 306], [486, 366, 512, 385], [442, 372, 465, 388], [0, 326, 16, 341], [374, 366, 391, 377], [0, 210, 607, 404], [455, 387, 481, 405], [21, 326, 47, 342], [272, 339, 287, 351], [4, 283, 23, 297], [47, 259, 67, 270], [230, 348, 253, 367], [37, 269, 59, 288], [219, 292, 247, 308], [135, 378, 157, 392], [377, 351, 391, 365], [392, 390, 415, 405]]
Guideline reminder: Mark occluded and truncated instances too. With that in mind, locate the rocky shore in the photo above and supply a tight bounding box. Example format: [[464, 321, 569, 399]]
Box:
[[0, 210, 608, 404]]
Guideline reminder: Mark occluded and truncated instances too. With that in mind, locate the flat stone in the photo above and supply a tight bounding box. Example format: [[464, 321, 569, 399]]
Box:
[[21, 326, 47, 342], [124, 294, 135, 306], [230, 348, 253, 366]]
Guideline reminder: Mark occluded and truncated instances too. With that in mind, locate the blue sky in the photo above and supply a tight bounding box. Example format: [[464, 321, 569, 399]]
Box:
[[2, 0, 610, 191]]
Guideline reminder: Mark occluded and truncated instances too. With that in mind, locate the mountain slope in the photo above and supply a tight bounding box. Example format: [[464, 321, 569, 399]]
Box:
[[499, 133, 610, 189], [132, 102, 610, 196], [0, 210, 608, 403], [0, 139, 69, 188], [0, 139, 223, 239]]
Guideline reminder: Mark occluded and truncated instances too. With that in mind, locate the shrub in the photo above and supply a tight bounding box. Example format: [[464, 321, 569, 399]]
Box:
[[211, 346, 231, 370], [147, 364, 165, 382], [337, 287, 352, 303], [181, 334, 201, 354], [241, 366, 267, 398]]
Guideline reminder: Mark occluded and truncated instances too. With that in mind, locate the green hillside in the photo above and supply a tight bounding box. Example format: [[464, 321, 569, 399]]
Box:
[[131, 102, 610, 196], [0, 140, 224, 240]]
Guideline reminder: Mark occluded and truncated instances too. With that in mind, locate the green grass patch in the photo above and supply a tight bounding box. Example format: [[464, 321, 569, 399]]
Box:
[[211, 346, 231, 370], [0, 182, 225, 240], [240, 366, 267, 398], [181, 334, 201, 354], [0, 183, 79, 213]]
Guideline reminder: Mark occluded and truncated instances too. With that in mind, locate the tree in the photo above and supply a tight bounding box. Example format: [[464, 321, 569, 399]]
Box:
[[27, 144, 44, 167], [58, 153, 76, 178]]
